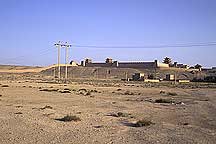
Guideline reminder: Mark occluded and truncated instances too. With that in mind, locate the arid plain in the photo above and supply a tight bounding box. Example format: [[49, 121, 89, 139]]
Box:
[[0, 67, 216, 144]]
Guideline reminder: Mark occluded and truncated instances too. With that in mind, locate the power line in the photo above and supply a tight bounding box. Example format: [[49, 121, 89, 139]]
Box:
[[73, 41, 216, 49]]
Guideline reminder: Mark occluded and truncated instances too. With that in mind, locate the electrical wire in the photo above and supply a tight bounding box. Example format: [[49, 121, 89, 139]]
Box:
[[73, 41, 216, 49]]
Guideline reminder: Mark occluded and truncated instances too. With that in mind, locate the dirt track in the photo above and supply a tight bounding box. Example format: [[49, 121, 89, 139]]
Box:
[[0, 77, 216, 144]]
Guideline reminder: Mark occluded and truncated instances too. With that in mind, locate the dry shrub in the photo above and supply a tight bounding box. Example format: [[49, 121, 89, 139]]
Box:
[[14, 112, 23, 115], [40, 105, 53, 110], [155, 98, 174, 103], [160, 90, 166, 94], [2, 85, 9, 87], [55, 115, 81, 122], [124, 91, 134, 95], [133, 119, 154, 127], [85, 91, 91, 96], [167, 92, 178, 96], [40, 89, 59, 92], [78, 88, 87, 92], [109, 112, 130, 118], [59, 90, 71, 93], [90, 89, 98, 93]]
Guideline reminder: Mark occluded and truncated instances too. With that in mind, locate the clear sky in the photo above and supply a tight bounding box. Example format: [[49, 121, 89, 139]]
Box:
[[0, 0, 216, 67]]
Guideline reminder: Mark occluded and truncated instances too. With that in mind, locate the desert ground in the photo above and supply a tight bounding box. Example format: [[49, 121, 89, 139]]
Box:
[[0, 67, 216, 144]]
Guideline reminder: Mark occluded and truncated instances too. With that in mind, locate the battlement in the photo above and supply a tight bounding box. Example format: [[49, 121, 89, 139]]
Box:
[[80, 58, 169, 69]]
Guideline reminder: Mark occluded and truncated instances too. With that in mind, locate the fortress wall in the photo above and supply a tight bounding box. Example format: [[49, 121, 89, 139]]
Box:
[[118, 62, 157, 69], [85, 63, 117, 67]]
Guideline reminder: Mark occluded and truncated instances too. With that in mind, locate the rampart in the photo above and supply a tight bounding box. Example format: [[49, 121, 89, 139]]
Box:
[[82, 58, 169, 69], [118, 62, 157, 69]]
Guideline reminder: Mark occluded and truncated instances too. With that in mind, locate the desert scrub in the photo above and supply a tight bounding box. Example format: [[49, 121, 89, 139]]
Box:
[[64, 88, 70, 91], [155, 98, 174, 104], [78, 88, 88, 92], [133, 119, 154, 127], [14, 112, 23, 115], [59, 90, 71, 93], [55, 115, 81, 122], [85, 91, 91, 96], [90, 89, 98, 93], [1, 85, 9, 87], [124, 91, 134, 95], [40, 105, 53, 110], [39, 88, 59, 92], [109, 112, 131, 118], [160, 90, 166, 94]]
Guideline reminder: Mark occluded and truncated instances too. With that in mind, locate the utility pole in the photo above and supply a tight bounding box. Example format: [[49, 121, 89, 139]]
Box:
[[54, 41, 61, 81], [125, 72, 128, 81], [64, 42, 71, 82], [54, 41, 72, 83], [53, 67, 56, 78]]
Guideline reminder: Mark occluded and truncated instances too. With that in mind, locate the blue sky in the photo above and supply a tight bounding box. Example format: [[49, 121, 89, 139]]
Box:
[[0, 0, 216, 67]]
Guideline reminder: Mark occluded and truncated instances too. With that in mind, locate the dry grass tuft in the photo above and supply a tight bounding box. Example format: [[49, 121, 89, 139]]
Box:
[[78, 88, 88, 92], [167, 92, 178, 96], [109, 112, 131, 118], [39, 89, 59, 92], [14, 112, 23, 115], [59, 90, 71, 93], [124, 91, 134, 95], [133, 119, 154, 127], [155, 98, 174, 103], [85, 91, 91, 96], [40, 105, 53, 110], [55, 115, 81, 122]]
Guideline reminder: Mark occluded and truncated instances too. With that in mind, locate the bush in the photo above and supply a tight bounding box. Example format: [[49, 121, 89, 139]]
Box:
[[90, 90, 98, 93], [160, 90, 166, 94], [109, 112, 130, 117], [124, 91, 134, 95], [85, 91, 91, 96], [133, 119, 154, 127], [40, 105, 53, 110], [55, 115, 81, 122], [167, 92, 177, 96], [40, 89, 59, 92], [59, 90, 71, 93], [155, 98, 174, 103], [2, 85, 9, 87], [14, 112, 23, 115], [78, 88, 87, 92], [64, 88, 70, 91]]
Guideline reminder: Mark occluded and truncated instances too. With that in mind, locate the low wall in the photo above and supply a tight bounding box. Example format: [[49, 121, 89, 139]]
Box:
[[118, 62, 157, 69], [85, 63, 117, 67]]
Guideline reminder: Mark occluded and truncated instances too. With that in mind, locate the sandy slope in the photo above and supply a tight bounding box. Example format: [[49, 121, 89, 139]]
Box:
[[0, 64, 75, 73]]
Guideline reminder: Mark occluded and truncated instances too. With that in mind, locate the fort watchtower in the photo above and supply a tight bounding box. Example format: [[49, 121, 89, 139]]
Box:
[[106, 58, 113, 64]]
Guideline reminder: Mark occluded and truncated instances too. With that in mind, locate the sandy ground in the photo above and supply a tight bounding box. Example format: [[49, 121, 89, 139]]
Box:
[[0, 78, 216, 144]]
